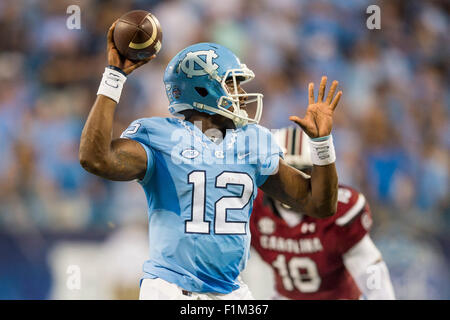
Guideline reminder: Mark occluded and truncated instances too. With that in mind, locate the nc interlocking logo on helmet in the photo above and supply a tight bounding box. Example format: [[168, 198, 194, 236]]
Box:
[[179, 50, 219, 78], [164, 43, 263, 127]]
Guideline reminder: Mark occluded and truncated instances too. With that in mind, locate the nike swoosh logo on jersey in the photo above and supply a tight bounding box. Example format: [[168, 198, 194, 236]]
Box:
[[237, 152, 251, 160]]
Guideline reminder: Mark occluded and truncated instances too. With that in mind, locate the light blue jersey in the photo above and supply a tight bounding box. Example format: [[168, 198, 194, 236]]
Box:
[[121, 117, 282, 293]]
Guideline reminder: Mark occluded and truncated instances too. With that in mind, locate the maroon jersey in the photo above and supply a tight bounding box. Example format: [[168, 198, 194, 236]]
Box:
[[250, 185, 373, 300]]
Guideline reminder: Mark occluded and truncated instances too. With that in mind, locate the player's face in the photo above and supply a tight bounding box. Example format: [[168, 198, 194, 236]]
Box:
[[183, 78, 250, 132], [225, 78, 248, 106]]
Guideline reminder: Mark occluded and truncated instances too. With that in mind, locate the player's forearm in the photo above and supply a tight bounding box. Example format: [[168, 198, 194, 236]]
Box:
[[309, 164, 338, 218], [260, 160, 335, 218], [79, 95, 117, 175]]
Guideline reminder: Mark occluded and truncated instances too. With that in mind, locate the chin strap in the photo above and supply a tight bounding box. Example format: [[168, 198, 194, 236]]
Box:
[[232, 109, 249, 127]]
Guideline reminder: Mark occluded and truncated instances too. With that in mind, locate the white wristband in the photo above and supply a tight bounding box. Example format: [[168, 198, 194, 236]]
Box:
[[309, 135, 336, 166], [97, 67, 127, 104]]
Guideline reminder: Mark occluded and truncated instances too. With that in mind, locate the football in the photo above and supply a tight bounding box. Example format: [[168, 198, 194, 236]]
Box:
[[113, 10, 163, 61]]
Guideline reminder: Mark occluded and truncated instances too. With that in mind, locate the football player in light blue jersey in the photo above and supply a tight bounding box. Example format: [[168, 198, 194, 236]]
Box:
[[80, 22, 343, 299]]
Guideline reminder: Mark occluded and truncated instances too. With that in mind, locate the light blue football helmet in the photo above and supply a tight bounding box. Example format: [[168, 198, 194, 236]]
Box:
[[163, 43, 263, 127]]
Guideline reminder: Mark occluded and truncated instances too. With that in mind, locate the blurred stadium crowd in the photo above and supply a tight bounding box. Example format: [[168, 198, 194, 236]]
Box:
[[0, 0, 448, 299]]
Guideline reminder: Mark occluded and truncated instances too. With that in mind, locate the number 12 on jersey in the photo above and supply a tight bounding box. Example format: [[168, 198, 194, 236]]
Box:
[[185, 171, 254, 235]]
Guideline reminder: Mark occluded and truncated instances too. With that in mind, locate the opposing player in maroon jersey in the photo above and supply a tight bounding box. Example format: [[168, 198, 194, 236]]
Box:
[[247, 127, 395, 300]]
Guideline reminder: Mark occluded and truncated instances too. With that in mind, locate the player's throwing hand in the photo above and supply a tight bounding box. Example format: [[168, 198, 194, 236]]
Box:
[[107, 21, 155, 75], [289, 76, 342, 138]]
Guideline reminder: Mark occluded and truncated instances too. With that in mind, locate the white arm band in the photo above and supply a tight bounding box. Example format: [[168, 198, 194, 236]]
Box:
[[97, 66, 127, 104], [343, 235, 396, 300], [309, 135, 336, 166]]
